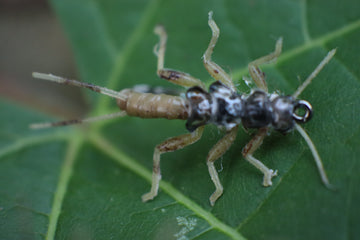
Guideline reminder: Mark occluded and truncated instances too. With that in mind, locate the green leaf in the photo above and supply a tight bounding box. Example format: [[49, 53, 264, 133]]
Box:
[[1, 0, 360, 239]]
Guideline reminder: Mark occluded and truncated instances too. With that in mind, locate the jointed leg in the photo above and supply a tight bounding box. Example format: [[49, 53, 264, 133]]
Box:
[[248, 38, 283, 92], [203, 12, 235, 92], [207, 126, 238, 206], [154, 25, 206, 89], [242, 128, 278, 186], [142, 126, 205, 202]]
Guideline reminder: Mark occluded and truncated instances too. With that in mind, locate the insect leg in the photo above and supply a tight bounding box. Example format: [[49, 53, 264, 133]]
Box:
[[207, 126, 238, 206], [154, 25, 206, 89], [142, 126, 205, 202], [248, 38, 283, 92], [242, 128, 278, 186], [203, 12, 236, 91]]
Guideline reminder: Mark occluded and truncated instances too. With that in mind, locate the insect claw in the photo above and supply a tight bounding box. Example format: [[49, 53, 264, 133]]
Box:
[[208, 11, 214, 20], [275, 37, 283, 50], [263, 169, 278, 187], [141, 193, 155, 202], [154, 25, 165, 37], [324, 182, 337, 191], [209, 187, 223, 207]]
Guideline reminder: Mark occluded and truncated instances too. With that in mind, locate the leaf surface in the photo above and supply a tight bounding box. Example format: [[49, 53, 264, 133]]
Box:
[[1, 0, 360, 239]]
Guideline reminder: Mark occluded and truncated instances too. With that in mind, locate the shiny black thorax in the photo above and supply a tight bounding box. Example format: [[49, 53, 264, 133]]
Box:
[[186, 81, 311, 133]]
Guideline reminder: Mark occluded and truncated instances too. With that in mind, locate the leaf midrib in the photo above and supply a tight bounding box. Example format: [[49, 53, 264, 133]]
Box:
[[231, 17, 360, 84], [89, 132, 246, 240], [93, 0, 162, 118], [46, 133, 83, 240], [38, 6, 360, 240]]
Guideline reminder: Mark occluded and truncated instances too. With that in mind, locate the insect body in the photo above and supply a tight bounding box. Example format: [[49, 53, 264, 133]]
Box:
[[185, 82, 313, 133], [32, 12, 335, 206], [117, 88, 189, 120]]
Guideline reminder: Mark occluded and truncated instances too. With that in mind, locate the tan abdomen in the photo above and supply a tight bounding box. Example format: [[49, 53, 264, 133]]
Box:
[[117, 90, 188, 120]]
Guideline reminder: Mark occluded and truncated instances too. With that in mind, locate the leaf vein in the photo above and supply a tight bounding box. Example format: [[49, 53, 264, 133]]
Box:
[[93, 0, 162, 117], [0, 132, 68, 160], [300, 0, 311, 43], [236, 148, 307, 230], [231, 17, 360, 83], [89, 132, 246, 240], [46, 135, 84, 240]]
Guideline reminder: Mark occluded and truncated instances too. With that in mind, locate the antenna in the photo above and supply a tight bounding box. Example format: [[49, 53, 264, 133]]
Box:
[[30, 72, 128, 129], [293, 49, 336, 99], [32, 72, 127, 101], [295, 124, 334, 189], [30, 111, 127, 129]]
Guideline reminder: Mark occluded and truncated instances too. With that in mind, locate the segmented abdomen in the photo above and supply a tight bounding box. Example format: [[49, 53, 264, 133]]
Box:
[[117, 89, 188, 120]]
